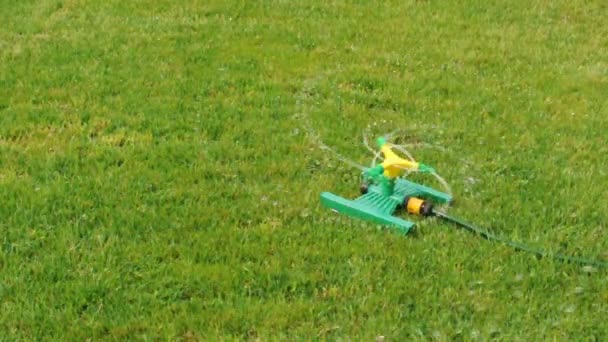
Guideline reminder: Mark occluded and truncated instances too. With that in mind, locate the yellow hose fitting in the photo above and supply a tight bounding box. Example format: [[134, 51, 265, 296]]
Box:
[[403, 197, 434, 216]]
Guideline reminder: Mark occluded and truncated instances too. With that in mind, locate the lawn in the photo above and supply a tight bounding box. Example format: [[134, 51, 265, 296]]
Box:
[[1, 0, 607, 340]]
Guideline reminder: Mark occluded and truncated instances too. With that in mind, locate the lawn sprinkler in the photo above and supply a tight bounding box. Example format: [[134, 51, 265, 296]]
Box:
[[321, 136, 451, 234], [320, 136, 608, 268]]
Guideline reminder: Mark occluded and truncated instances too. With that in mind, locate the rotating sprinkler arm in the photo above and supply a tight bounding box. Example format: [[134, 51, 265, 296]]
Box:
[[375, 137, 435, 178], [361, 137, 438, 197]]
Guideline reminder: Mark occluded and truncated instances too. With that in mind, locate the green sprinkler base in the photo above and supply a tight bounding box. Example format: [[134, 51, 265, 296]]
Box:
[[321, 178, 452, 234]]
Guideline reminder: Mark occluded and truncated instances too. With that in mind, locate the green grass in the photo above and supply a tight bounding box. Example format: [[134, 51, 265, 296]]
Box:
[[1, 0, 608, 339]]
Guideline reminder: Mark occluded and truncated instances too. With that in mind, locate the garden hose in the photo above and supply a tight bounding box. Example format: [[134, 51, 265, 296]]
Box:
[[403, 197, 608, 268]]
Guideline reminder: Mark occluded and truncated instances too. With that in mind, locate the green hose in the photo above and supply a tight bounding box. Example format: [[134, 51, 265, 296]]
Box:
[[434, 211, 608, 269]]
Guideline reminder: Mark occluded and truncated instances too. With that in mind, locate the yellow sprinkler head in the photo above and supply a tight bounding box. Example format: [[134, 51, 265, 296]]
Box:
[[377, 142, 418, 178]]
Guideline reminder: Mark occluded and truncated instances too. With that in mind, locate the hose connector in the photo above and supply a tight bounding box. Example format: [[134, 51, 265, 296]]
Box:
[[403, 197, 434, 216]]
